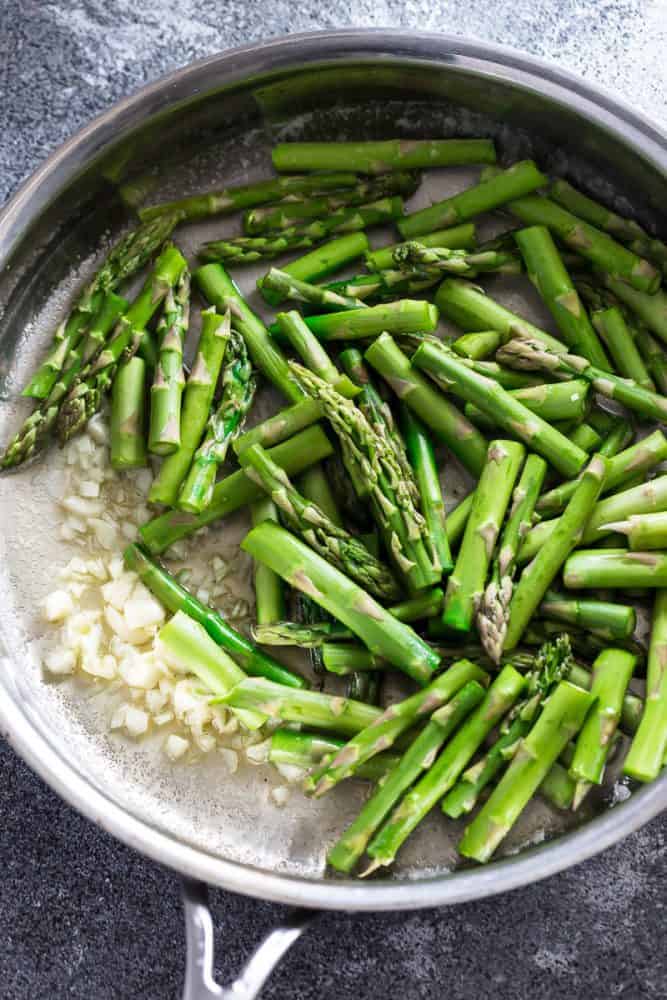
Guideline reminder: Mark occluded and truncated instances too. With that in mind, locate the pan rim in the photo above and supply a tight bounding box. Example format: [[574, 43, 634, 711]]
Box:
[[1, 27, 667, 910]]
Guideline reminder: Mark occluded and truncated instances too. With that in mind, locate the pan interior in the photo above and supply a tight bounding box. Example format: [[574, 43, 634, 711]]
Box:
[[0, 59, 663, 886]]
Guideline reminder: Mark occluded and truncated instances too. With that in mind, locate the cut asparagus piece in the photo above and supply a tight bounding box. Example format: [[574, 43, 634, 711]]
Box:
[[504, 192, 660, 293], [178, 331, 256, 513], [139, 424, 334, 554], [624, 591, 667, 781], [592, 306, 655, 390], [464, 379, 589, 428], [253, 588, 444, 646], [269, 729, 400, 782], [306, 659, 489, 796], [477, 454, 547, 662], [366, 223, 477, 271], [570, 649, 636, 787], [259, 233, 370, 305], [497, 336, 667, 426], [564, 548, 667, 589], [604, 511, 667, 550], [452, 331, 502, 360], [157, 611, 265, 729], [22, 212, 180, 399], [270, 299, 439, 342], [444, 441, 525, 632], [149, 309, 230, 506], [148, 269, 190, 455], [259, 268, 368, 312], [242, 521, 439, 683], [602, 275, 667, 346], [539, 592, 636, 640], [243, 171, 420, 233], [240, 443, 400, 601], [392, 241, 520, 277], [195, 263, 305, 404], [435, 278, 567, 354], [635, 328, 667, 394], [365, 665, 526, 871], [401, 407, 452, 575], [412, 340, 587, 478], [110, 356, 147, 469], [514, 225, 610, 368], [364, 333, 488, 477], [250, 497, 285, 627], [276, 310, 357, 396], [328, 680, 486, 873], [200, 197, 403, 264], [458, 681, 594, 863], [398, 161, 546, 239], [140, 172, 362, 221], [536, 428, 664, 518], [504, 454, 608, 651], [123, 544, 306, 688], [272, 138, 496, 174]]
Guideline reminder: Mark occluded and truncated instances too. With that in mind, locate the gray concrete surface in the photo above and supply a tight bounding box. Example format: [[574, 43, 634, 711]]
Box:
[[1, 2, 667, 997]]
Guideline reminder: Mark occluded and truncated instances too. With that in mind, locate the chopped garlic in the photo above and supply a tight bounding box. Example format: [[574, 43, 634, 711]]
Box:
[[124, 594, 165, 631], [118, 651, 161, 690], [79, 480, 100, 498], [44, 648, 77, 676], [220, 748, 239, 773], [245, 738, 271, 765], [124, 706, 149, 738], [101, 575, 135, 611], [44, 590, 74, 622], [271, 786, 290, 807], [164, 734, 189, 760]]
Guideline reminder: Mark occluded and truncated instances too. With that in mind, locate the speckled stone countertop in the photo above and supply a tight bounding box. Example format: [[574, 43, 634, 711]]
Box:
[[2, 3, 667, 998]]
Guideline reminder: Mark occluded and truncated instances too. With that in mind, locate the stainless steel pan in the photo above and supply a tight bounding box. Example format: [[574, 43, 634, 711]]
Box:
[[1, 30, 667, 999]]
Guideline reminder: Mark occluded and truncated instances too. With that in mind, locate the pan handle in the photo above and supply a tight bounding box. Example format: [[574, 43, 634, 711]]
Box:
[[181, 878, 315, 1000]]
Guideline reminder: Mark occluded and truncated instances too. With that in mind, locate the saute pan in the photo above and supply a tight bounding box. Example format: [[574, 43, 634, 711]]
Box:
[[1, 29, 666, 999]]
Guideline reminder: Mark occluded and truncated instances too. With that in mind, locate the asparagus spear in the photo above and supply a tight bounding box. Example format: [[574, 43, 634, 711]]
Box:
[[288, 362, 439, 591], [570, 649, 636, 792], [513, 225, 610, 368], [56, 244, 188, 445], [464, 380, 590, 428], [178, 331, 256, 513], [443, 633, 574, 818], [444, 441, 525, 632], [271, 138, 496, 174], [539, 592, 636, 640], [497, 336, 667, 426], [392, 241, 521, 277], [243, 171, 419, 233], [218, 676, 380, 735], [504, 455, 608, 651], [157, 611, 265, 730], [591, 306, 655, 390], [364, 333, 488, 477], [241, 521, 440, 683], [624, 591, 667, 781], [110, 356, 147, 469], [635, 328, 667, 394], [601, 274, 667, 346], [477, 454, 547, 662], [123, 544, 306, 688], [22, 212, 180, 399], [148, 269, 190, 455], [139, 424, 334, 554], [1, 293, 127, 468], [306, 659, 489, 796], [139, 172, 361, 221], [601, 511, 667, 550], [400, 407, 452, 575], [270, 299, 439, 342], [564, 548, 667, 589], [365, 223, 477, 270], [365, 665, 526, 872], [239, 443, 400, 601], [565, 422, 603, 453], [520, 472, 667, 564], [452, 331, 502, 361], [252, 588, 444, 646], [550, 178, 667, 273], [328, 680, 486, 873], [320, 644, 385, 676], [269, 728, 399, 782], [458, 681, 594, 863], [259, 233, 369, 305], [435, 277, 568, 352], [199, 197, 404, 263], [398, 161, 547, 239], [250, 497, 285, 627], [412, 340, 587, 478], [446, 493, 474, 548], [536, 426, 662, 517], [232, 400, 323, 455], [275, 310, 358, 397], [259, 268, 367, 312], [318, 270, 440, 303], [149, 309, 230, 506], [504, 192, 660, 293], [195, 263, 305, 404]]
